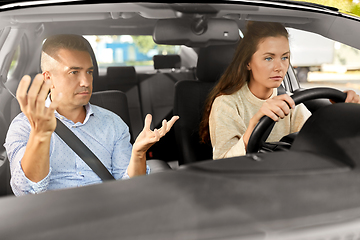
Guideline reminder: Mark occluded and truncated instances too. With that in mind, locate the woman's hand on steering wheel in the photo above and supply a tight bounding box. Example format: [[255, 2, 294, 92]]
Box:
[[244, 94, 294, 149], [246, 87, 349, 154], [344, 90, 360, 103], [256, 94, 295, 122], [329, 90, 360, 104]]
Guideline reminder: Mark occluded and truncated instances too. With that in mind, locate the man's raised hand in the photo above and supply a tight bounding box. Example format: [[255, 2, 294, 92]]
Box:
[[16, 74, 62, 136]]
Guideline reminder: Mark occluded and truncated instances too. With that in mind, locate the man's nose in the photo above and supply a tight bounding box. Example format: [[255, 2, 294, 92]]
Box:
[[79, 72, 92, 87]]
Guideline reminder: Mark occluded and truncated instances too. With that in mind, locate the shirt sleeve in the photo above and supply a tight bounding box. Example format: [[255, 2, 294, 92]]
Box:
[[110, 120, 151, 180], [209, 96, 247, 159], [4, 114, 51, 196]]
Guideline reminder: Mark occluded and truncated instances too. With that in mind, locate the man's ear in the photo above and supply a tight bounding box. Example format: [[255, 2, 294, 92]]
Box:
[[43, 71, 54, 89], [43, 71, 50, 80]]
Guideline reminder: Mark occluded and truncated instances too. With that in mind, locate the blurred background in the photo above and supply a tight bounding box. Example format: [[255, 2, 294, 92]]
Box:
[[289, 0, 360, 93]]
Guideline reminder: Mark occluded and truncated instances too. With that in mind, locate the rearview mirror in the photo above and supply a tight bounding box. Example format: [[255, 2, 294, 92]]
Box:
[[153, 18, 240, 47]]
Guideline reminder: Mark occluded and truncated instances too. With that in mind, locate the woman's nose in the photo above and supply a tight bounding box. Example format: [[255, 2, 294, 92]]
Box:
[[274, 59, 285, 72]]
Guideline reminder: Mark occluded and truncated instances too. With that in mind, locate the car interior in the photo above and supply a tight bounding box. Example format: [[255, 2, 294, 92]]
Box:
[[0, 1, 359, 193], [1, 2, 360, 239]]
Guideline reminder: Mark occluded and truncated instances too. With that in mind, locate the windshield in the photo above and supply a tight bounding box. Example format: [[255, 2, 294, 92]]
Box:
[[288, 0, 360, 17]]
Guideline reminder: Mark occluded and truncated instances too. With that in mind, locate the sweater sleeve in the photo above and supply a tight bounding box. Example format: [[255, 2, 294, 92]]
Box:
[[209, 95, 247, 159], [290, 103, 312, 133]]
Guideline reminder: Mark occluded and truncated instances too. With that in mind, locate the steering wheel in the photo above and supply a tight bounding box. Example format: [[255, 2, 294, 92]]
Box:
[[246, 87, 347, 154]]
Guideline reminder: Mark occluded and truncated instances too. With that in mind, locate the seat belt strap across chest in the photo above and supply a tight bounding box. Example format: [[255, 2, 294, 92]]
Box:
[[55, 118, 115, 181]]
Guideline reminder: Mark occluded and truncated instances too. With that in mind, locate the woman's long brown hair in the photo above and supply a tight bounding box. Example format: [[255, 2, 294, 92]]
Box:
[[199, 21, 289, 143]]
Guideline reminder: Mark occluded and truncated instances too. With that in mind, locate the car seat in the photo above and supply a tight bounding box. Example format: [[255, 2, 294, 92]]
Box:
[[173, 43, 237, 165], [139, 54, 195, 161], [100, 66, 143, 137], [90, 90, 134, 143], [140, 54, 194, 129], [153, 54, 181, 70]]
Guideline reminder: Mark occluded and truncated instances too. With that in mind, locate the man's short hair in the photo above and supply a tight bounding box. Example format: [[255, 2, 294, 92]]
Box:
[[41, 34, 91, 72]]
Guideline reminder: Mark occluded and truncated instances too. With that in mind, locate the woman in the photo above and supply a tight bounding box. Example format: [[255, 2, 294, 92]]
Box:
[[199, 21, 360, 159]]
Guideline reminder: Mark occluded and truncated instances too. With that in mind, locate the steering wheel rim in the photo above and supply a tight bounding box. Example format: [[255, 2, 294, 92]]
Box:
[[246, 87, 347, 154]]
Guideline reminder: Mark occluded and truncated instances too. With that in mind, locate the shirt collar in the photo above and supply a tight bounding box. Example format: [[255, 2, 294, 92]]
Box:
[[45, 94, 94, 124]]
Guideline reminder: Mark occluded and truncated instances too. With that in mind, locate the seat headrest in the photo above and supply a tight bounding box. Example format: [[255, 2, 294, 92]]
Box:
[[107, 66, 137, 84], [196, 43, 237, 83], [153, 55, 181, 70], [82, 36, 99, 82]]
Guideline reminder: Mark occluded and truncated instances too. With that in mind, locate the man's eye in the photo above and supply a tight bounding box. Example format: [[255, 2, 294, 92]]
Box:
[[70, 71, 78, 74], [87, 71, 93, 75]]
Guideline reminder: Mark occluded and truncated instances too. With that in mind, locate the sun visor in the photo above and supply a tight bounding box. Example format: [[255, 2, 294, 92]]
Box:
[[153, 18, 240, 47]]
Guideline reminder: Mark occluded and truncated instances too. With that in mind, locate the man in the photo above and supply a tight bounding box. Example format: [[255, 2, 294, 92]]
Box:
[[4, 34, 178, 196]]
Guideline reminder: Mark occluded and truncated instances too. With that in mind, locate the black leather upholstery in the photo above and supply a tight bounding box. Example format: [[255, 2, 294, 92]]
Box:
[[174, 81, 214, 165], [174, 44, 237, 165], [140, 55, 194, 130], [196, 44, 237, 82], [139, 54, 195, 160], [107, 66, 137, 92], [101, 66, 143, 137], [90, 90, 134, 143], [153, 54, 181, 70]]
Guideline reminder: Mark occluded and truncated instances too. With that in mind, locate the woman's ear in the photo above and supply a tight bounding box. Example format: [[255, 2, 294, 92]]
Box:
[[247, 63, 251, 71]]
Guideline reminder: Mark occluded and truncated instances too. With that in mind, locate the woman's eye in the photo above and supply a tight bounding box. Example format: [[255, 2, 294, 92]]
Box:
[[87, 71, 93, 75], [282, 56, 289, 61], [265, 57, 272, 61]]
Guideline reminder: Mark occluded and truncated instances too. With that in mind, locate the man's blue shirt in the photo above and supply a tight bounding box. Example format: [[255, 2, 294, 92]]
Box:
[[4, 97, 149, 196]]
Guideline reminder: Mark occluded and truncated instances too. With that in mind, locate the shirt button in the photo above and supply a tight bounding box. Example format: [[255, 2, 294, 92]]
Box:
[[72, 126, 76, 128], [60, 117, 64, 120]]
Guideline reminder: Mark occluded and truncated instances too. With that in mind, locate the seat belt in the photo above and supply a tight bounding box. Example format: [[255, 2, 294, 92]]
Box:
[[55, 119, 115, 181]]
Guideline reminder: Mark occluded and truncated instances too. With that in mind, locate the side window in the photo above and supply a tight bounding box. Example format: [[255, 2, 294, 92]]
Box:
[[7, 45, 20, 79], [287, 27, 360, 95]]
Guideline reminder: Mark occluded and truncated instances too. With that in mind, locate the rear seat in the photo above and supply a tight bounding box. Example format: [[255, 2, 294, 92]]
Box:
[[93, 54, 197, 160], [138, 54, 196, 129], [94, 66, 143, 137], [136, 54, 196, 160]]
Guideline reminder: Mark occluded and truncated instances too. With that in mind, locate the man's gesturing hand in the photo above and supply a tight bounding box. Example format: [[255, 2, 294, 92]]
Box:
[[132, 114, 179, 156], [16, 74, 62, 137]]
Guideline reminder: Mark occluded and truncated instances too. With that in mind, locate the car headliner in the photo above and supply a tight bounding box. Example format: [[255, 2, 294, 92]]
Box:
[[0, 1, 359, 48]]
